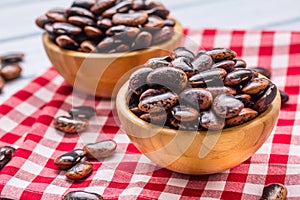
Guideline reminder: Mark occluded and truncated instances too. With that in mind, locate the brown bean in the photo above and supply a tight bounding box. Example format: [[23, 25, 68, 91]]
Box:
[[68, 15, 95, 26], [234, 94, 253, 107], [147, 7, 169, 19], [213, 94, 244, 118], [280, 90, 289, 105], [192, 53, 213, 72], [132, 31, 152, 50], [65, 160, 93, 180], [212, 60, 235, 71], [35, 15, 52, 29], [233, 58, 247, 69], [143, 16, 165, 28], [80, 40, 97, 53], [84, 26, 103, 38], [52, 22, 82, 35], [206, 86, 236, 97], [189, 68, 227, 87], [171, 47, 195, 62], [71, 0, 96, 9], [144, 56, 172, 69], [54, 149, 85, 170], [260, 183, 287, 200], [223, 69, 253, 86], [83, 139, 117, 159], [242, 77, 269, 95], [96, 37, 115, 52], [206, 48, 237, 62], [54, 116, 89, 133], [56, 35, 79, 49], [252, 83, 278, 113], [172, 105, 199, 122], [179, 88, 213, 110], [0, 146, 15, 170], [90, 0, 116, 15], [152, 26, 174, 45], [248, 66, 271, 79], [147, 67, 188, 93], [199, 110, 225, 131], [138, 88, 178, 112], [112, 12, 148, 26], [69, 106, 96, 119], [171, 57, 194, 78], [0, 64, 22, 80], [66, 7, 95, 19], [0, 52, 25, 63], [169, 117, 201, 131], [139, 111, 168, 125], [102, 1, 131, 18], [225, 108, 258, 127], [128, 67, 153, 95], [96, 18, 113, 30], [62, 191, 104, 200]]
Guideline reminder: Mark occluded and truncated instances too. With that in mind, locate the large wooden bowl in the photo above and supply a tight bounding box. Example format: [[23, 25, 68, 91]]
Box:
[[42, 20, 183, 98], [116, 81, 281, 175]]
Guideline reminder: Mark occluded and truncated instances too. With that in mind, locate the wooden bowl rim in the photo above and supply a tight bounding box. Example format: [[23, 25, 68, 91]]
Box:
[[42, 18, 183, 59], [117, 80, 281, 137]]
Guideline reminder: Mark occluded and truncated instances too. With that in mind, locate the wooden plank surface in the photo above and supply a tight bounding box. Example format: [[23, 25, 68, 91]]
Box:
[[0, 0, 300, 103]]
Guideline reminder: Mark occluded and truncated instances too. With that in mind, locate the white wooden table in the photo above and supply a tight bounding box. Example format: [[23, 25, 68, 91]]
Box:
[[0, 0, 300, 103]]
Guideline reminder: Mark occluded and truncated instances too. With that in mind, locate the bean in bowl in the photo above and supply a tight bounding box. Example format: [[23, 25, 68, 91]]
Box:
[[35, 0, 176, 53], [127, 47, 278, 131]]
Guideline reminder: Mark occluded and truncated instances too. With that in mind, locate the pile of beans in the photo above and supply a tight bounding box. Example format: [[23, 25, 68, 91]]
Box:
[[0, 52, 24, 93], [54, 106, 96, 133], [127, 47, 279, 131], [54, 139, 117, 180], [0, 146, 15, 170], [35, 0, 175, 53]]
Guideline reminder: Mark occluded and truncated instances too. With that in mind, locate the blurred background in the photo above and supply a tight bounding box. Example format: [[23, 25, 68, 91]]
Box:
[[0, 0, 300, 102]]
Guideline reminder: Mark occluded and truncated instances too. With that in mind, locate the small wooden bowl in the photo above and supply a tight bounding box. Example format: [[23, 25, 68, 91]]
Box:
[[42, 20, 183, 98], [116, 81, 281, 175]]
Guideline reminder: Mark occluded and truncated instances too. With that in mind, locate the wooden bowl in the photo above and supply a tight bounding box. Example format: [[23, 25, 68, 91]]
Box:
[[116, 81, 281, 175], [42, 20, 183, 98]]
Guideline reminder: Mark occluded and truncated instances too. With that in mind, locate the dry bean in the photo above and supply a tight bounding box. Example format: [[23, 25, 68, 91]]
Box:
[[0, 64, 22, 80], [199, 110, 225, 131], [65, 160, 93, 180], [206, 48, 237, 62], [128, 67, 153, 95], [138, 88, 178, 112], [83, 139, 117, 159], [146, 67, 188, 93], [69, 106, 96, 119], [54, 116, 89, 133], [54, 149, 85, 170], [172, 105, 199, 122], [179, 88, 212, 110], [225, 108, 258, 126], [260, 183, 287, 200], [213, 94, 244, 119], [279, 90, 289, 105]]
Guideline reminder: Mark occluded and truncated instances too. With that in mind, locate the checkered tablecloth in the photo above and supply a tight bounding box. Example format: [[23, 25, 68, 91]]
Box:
[[0, 28, 300, 200]]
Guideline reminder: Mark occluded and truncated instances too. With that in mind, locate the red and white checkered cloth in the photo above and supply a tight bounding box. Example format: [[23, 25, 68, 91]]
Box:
[[0, 28, 300, 200]]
